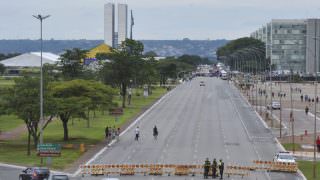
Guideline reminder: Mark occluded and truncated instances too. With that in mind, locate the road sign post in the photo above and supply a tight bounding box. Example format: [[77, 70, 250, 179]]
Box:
[[109, 108, 124, 122]]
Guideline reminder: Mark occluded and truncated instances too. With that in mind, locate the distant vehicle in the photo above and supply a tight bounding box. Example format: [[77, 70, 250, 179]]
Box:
[[273, 151, 296, 163], [267, 101, 281, 110], [101, 178, 120, 180], [221, 75, 229, 80], [200, 81, 205, 86], [19, 167, 50, 180], [48, 174, 69, 180]]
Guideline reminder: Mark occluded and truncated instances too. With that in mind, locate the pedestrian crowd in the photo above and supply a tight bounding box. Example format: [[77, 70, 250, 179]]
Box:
[[105, 126, 121, 142], [204, 158, 224, 179]]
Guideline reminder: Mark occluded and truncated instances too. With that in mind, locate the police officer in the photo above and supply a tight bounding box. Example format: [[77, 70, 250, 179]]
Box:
[[218, 159, 224, 179], [212, 158, 217, 179], [204, 158, 211, 179]]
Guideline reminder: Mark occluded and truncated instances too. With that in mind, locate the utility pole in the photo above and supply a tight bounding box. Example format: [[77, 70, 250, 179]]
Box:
[[290, 68, 295, 153], [280, 73, 283, 138]]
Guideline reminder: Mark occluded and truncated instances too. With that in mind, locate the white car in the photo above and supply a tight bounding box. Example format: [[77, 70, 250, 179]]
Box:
[[273, 151, 296, 163], [48, 174, 69, 180], [200, 81, 205, 86], [267, 101, 281, 110], [101, 178, 120, 180]]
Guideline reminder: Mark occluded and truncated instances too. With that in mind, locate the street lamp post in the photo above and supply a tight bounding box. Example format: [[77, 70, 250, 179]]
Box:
[[33, 14, 50, 147]]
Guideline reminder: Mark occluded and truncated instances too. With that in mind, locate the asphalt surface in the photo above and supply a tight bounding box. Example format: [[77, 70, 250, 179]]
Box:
[[271, 108, 320, 136], [0, 77, 304, 180]]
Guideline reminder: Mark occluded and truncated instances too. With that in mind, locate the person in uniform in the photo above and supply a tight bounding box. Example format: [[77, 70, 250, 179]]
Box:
[[204, 158, 211, 179], [218, 159, 224, 179], [212, 158, 217, 179]]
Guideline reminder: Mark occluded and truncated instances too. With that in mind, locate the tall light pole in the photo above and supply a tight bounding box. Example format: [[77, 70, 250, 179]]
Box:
[[33, 14, 50, 146], [313, 20, 318, 180]]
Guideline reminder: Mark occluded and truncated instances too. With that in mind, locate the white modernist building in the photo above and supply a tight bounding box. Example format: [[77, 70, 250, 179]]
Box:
[[251, 19, 320, 74], [104, 2, 128, 48]]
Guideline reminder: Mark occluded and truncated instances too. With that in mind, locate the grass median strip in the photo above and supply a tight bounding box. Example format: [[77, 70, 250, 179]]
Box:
[[0, 115, 24, 132], [0, 87, 167, 170], [297, 160, 320, 180]]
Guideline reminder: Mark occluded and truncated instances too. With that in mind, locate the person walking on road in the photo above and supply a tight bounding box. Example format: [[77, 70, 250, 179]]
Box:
[[135, 126, 140, 141], [204, 158, 211, 179], [105, 126, 109, 140], [305, 106, 309, 115], [212, 158, 217, 179], [218, 159, 224, 179], [317, 136, 320, 153], [153, 125, 158, 140]]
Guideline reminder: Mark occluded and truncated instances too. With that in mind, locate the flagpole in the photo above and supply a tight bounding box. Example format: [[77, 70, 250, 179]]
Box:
[[130, 10, 134, 40]]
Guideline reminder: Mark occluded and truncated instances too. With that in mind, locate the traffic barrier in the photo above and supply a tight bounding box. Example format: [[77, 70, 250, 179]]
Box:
[[253, 160, 298, 173], [80, 161, 298, 177]]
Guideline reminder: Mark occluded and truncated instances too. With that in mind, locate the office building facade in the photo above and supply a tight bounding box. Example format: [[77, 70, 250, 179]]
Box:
[[104, 3, 115, 47], [118, 4, 128, 47], [104, 3, 128, 48], [251, 19, 320, 74]]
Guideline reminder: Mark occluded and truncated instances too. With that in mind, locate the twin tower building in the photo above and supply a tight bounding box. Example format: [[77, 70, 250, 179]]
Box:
[[104, 2, 130, 48]]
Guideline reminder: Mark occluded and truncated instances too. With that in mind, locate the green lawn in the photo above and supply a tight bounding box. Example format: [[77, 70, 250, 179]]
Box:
[[0, 115, 24, 132], [297, 160, 320, 180], [0, 87, 167, 170], [282, 143, 302, 151], [0, 78, 15, 88]]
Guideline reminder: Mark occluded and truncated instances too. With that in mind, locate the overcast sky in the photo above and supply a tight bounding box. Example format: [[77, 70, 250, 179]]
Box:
[[0, 0, 320, 40]]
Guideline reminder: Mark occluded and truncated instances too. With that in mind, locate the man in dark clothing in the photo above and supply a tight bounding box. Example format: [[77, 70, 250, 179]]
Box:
[[301, 95, 303, 102], [218, 159, 224, 179], [212, 159, 217, 179], [204, 158, 211, 179], [153, 125, 158, 140], [305, 106, 309, 115], [105, 126, 109, 139]]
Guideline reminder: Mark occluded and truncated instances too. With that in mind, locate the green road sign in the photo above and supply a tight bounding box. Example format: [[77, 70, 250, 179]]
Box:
[[37, 143, 61, 157]]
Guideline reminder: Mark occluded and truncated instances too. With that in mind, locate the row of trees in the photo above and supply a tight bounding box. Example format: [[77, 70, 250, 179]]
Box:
[[216, 37, 267, 73], [0, 39, 209, 155]]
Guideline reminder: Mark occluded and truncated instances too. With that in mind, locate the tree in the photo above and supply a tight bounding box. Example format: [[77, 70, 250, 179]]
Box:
[[96, 52, 111, 60], [100, 39, 144, 108], [0, 63, 5, 75], [1, 77, 54, 155], [51, 79, 115, 141], [59, 48, 88, 79], [144, 51, 158, 57], [216, 37, 264, 58]]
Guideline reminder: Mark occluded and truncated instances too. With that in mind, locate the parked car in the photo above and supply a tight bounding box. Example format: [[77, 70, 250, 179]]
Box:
[[267, 101, 281, 110], [200, 81, 205, 86], [273, 151, 296, 163], [48, 174, 69, 180], [19, 167, 50, 180]]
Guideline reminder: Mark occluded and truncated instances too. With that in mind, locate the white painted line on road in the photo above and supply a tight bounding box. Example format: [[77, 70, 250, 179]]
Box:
[[72, 86, 178, 177], [226, 87, 252, 141]]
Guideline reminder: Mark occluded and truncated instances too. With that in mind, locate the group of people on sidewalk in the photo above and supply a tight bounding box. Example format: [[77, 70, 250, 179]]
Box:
[[204, 158, 224, 179], [105, 126, 120, 142]]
